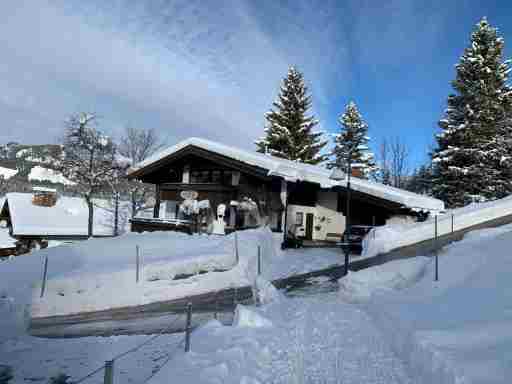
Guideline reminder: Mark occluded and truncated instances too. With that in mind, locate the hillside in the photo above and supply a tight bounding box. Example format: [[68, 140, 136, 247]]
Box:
[[0, 143, 73, 191]]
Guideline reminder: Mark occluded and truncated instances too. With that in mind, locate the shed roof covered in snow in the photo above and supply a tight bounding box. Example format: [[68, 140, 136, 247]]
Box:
[[128, 137, 444, 211], [0, 193, 119, 238]]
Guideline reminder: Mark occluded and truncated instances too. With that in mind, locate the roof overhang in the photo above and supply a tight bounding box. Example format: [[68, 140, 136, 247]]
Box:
[[128, 144, 271, 182]]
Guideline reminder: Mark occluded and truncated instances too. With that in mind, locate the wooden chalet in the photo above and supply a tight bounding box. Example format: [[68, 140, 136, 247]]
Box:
[[127, 138, 444, 244]]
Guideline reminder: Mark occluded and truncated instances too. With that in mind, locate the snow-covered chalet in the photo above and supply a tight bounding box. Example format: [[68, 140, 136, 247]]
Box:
[[127, 138, 444, 242]]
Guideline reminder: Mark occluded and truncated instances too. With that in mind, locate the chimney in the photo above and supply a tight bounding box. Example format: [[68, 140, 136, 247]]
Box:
[[351, 165, 364, 178], [32, 187, 58, 207]]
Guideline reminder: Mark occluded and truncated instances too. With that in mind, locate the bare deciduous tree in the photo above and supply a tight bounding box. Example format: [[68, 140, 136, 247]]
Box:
[[119, 126, 164, 164], [390, 137, 409, 188], [118, 126, 165, 217], [0, 176, 9, 196], [59, 113, 119, 237], [374, 137, 409, 188], [374, 138, 391, 185]]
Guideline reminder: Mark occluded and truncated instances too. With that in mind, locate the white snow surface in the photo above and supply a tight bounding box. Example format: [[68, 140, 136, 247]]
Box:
[[233, 305, 273, 328], [28, 165, 75, 185], [344, 223, 512, 384], [363, 194, 512, 258], [0, 227, 15, 249], [30, 228, 352, 318], [129, 137, 444, 211], [4, 223, 512, 383], [0, 166, 17, 180], [338, 256, 430, 301], [4, 193, 129, 237]]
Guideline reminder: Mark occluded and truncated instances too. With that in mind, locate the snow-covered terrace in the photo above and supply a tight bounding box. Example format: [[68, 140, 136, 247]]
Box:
[[129, 137, 444, 212]]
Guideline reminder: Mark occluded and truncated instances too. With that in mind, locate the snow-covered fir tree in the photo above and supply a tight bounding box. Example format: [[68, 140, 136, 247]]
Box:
[[432, 18, 512, 208], [328, 101, 376, 178], [59, 113, 120, 237], [255, 66, 327, 164], [405, 165, 433, 195]]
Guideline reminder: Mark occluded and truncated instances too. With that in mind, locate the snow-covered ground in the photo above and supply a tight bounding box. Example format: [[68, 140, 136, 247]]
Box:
[[3, 222, 512, 383], [30, 229, 350, 318], [343, 223, 512, 384], [364, 195, 512, 258]]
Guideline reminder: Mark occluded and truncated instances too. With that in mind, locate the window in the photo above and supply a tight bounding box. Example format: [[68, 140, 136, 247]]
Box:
[[189, 170, 225, 184], [212, 170, 222, 183], [296, 212, 304, 226], [223, 170, 233, 185]]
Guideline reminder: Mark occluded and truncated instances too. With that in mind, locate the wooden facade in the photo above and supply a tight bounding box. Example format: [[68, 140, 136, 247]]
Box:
[[129, 146, 285, 233]]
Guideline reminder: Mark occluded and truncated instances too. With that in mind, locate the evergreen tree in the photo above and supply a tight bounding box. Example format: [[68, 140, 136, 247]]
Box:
[[405, 165, 433, 195], [432, 18, 512, 207], [256, 66, 327, 164], [328, 101, 376, 178]]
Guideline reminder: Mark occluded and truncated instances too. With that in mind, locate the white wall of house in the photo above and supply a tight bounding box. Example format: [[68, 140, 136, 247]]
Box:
[[315, 191, 345, 240], [286, 191, 345, 241]]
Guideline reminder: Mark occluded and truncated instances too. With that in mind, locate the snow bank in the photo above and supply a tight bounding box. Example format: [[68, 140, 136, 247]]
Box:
[[28, 165, 74, 185], [31, 228, 274, 317], [338, 257, 430, 301], [233, 305, 273, 328], [253, 276, 281, 305], [363, 194, 512, 258], [359, 224, 512, 384]]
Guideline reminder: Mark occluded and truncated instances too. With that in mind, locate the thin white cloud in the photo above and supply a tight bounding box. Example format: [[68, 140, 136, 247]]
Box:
[[0, 0, 357, 147]]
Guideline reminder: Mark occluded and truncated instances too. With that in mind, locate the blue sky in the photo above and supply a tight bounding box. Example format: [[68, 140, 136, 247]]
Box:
[[0, 1, 511, 168]]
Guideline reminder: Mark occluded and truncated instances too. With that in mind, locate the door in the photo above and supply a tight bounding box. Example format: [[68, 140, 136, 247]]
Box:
[[305, 213, 314, 240]]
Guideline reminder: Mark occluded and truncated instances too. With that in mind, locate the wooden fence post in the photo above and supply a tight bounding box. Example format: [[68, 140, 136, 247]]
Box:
[[234, 232, 239, 265], [40, 255, 48, 298], [185, 302, 192, 352], [435, 215, 439, 282], [104, 360, 114, 384], [136, 245, 140, 283], [214, 292, 219, 320], [257, 245, 261, 276]]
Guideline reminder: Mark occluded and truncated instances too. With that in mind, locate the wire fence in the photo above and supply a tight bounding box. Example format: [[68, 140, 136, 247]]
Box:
[[36, 232, 268, 384], [70, 305, 192, 384]]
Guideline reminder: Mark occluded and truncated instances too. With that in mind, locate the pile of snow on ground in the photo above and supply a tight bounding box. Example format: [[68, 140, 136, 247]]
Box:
[[338, 256, 430, 301], [363, 194, 512, 258]]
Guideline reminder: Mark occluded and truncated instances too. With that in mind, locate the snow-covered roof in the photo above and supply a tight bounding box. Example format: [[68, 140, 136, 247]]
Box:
[[3, 193, 120, 237], [29, 166, 75, 186], [0, 227, 15, 249], [0, 166, 17, 180], [129, 137, 444, 211]]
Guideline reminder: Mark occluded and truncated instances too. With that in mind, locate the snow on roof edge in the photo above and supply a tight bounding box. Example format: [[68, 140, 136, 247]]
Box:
[[129, 137, 444, 211]]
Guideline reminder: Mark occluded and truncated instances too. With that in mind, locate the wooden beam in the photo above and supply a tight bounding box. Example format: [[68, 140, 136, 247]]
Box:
[[160, 183, 237, 192], [153, 184, 161, 218], [129, 145, 270, 182]]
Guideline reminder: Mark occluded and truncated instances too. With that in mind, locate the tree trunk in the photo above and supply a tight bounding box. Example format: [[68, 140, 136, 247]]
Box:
[[131, 192, 137, 218], [86, 198, 94, 238], [114, 193, 119, 236]]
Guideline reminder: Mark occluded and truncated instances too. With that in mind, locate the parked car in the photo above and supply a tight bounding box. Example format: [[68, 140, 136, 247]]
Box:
[[341, 225, 373, 254]]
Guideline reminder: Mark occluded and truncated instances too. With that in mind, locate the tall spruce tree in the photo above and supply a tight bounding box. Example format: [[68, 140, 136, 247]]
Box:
[[328, 101, 376, 178], [255, 66, 327, 164], [432, 18, 512, 207]]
